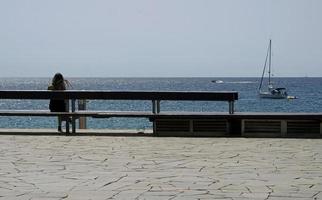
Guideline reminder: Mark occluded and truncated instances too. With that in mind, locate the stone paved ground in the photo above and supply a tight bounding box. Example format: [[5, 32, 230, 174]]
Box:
[[0, 135, 321, 200]]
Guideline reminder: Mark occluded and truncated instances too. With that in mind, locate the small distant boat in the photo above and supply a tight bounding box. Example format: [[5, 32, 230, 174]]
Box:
[[258, 39, 288, 99], [287, 95, 297, 100], [211, 80, 224, 83]]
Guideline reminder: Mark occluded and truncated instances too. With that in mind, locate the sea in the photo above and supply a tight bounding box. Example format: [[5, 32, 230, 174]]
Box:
[[0, 77, 321, 130]]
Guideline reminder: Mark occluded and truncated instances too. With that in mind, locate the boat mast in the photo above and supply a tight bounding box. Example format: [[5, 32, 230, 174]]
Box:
[[268, 39, 272, 85], [259, 40, 270, 91]]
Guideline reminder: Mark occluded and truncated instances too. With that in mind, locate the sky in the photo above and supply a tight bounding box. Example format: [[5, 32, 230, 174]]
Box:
[[0, 0, 321, 77]]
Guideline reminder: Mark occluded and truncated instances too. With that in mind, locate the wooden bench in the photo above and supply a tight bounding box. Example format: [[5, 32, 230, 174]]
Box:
[[0, 90, 238, 134]]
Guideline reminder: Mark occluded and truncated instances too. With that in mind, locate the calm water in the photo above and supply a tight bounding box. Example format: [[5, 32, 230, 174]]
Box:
[[0, 77, 321, 129]]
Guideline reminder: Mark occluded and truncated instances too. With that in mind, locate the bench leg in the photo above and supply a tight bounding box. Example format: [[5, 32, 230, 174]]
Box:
[[72, 117, 76, 134], [152, 120, 158, 136], [71, 99, 76, 134], [66, 120, 70, 134], [229, 101, 234, 114]]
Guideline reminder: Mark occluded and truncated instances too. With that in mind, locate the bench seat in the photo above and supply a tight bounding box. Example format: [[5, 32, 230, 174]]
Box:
[[1, 110, 322, 120]]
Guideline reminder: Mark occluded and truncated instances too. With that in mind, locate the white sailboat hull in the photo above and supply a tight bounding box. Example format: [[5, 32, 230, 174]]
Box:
[[259, 91, 287, 99]]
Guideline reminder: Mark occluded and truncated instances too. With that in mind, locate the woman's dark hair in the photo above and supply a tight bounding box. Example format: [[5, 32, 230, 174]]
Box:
[[52, 73, 66, 90]]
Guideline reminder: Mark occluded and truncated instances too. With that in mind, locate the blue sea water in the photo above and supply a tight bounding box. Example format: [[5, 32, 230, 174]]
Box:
[[0, 77, 321, 129]]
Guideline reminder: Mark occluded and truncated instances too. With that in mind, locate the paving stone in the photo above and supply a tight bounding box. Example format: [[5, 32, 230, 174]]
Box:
[[0, 135, 321, 199]]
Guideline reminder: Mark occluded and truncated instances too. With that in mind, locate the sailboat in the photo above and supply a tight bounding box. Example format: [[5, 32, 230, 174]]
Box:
[[258, 39, 288, 99]]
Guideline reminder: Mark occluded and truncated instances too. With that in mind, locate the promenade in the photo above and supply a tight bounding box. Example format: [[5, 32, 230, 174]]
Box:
[[0, 132, 321, 199]]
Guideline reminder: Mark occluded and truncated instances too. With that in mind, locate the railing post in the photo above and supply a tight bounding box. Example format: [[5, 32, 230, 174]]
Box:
[[71, 99, 76, 133], [78, 99, 87, 129], [156, 100, 161, 113], [229, 101, 235, 114], [152, 100, 161, 136], [152, 100, 156, 114], [152, 100, 160, 114]]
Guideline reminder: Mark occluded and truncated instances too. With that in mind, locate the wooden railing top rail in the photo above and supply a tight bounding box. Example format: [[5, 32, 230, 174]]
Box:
[[0, 90, 238, 101]]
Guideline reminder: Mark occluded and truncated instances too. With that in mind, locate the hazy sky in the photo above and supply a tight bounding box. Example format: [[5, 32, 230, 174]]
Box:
[[0, 0, 321, 77]]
